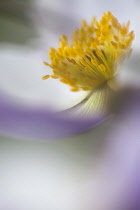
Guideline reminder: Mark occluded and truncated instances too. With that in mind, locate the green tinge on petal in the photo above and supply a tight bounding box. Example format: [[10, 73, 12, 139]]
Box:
[[63, 85, 113, 119]]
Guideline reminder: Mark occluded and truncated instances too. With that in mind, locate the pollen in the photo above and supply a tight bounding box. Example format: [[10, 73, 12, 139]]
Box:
[[43, 11, 134, 91]]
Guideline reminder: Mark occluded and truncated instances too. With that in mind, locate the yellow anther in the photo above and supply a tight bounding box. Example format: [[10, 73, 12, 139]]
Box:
[[58, 47, 63, 54], [120, 26, 128, 35], [60, 79, 69, 84], [49, 47, 56, 52], [99, 64, 106, 71], [91, 59, 98, 66], [53, 69, 58, 74], [61, 34, 68, 42], [119, 42, 126, 49], [71, 87, 79, 92], [96, 51, 102, 57], [48, 52, 54, 57], [114, 35, 119, 41], [80, 59, 87, 66], [82, 87, 91, 91], [43, 61, 50, 66], [51, 75, 59, 79], [71, 59, 76, 65], [42, 75, 50, 80], [127, 31, 135, 40], [81, 20, 87, 27], [60, 40, 67, 48], [107, 11, 112, 16], [85, 66, 91, 72], [111, 41, 118, 49]]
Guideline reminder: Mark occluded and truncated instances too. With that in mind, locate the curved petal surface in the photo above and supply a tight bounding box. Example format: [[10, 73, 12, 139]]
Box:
[[0, 92, 108, 141]]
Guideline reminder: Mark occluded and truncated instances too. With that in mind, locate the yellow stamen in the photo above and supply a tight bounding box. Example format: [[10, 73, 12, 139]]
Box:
[[43, 11, 134, 91], [43, 61, 50, 66], [81, 59, 87, 66], [111, 41, 118, 49], [96, 51, 102, 57], [99, 64, 106, 71], [42, 75, 50, 80], [51, 75, 59, 79], [91, 59, 98, 66], [71, 87, 79, 92]]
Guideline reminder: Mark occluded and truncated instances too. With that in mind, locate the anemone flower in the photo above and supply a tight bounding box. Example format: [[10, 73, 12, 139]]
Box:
[[0, 12, 135, 141]]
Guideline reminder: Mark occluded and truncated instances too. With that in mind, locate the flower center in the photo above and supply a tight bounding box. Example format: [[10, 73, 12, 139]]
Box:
[[43, 11, 134, 92]]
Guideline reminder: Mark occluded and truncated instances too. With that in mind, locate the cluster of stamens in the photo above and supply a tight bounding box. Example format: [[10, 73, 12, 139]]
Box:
[[43, 11, 134, 92]]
